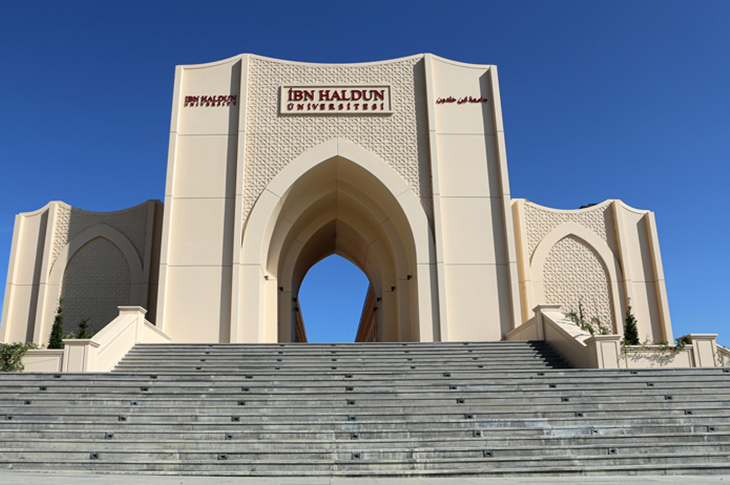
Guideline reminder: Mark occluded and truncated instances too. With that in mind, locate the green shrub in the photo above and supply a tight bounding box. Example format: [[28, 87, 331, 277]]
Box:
[[565, 300, 612, 336], [0, 342, 42, 372]]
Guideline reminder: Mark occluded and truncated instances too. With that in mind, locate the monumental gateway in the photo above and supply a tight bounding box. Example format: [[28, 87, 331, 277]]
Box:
[[1, 54, 674, 349]]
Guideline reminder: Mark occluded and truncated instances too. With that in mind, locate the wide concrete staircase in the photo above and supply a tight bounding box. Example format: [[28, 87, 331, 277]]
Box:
[[1, 341, 730, 476]]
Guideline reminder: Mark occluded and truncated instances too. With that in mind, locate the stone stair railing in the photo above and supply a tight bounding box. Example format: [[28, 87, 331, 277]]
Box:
[[20, 306, 171, 372], [506, 304, 719, 369], [717, 344, 730, 367]]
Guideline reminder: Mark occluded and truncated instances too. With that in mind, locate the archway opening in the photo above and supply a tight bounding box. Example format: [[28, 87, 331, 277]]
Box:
[[240, 141, 438, 344], [267, 156, 415, 344], [298, 254, 370, 342]]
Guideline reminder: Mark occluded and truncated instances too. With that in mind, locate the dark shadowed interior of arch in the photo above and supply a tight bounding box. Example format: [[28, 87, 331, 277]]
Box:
[[298, 254, 370, 342]]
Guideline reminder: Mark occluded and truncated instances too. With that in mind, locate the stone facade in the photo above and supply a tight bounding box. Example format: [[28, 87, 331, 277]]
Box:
[[1, 201, 162, 343], [243, 56, 432, 226], [1, 55, 673, 347]]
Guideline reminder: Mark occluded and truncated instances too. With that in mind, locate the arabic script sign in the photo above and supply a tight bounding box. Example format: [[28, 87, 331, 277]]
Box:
[[436, 96, 489, 105], [280, 85, 393, 115]]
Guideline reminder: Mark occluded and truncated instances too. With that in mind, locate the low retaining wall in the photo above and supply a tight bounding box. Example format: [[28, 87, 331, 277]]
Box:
[[506, 304, 719, 369], [21, 349, 64, 372]]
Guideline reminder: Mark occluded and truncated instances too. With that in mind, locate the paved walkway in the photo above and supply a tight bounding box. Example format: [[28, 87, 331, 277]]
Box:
[[0, 472, 728, 485]]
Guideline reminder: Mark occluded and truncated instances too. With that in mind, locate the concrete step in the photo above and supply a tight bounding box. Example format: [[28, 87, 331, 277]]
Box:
[[0, 395, 713, 405], [2, 341, 730, 476], [6, 367, 730, 382], [4, 440, 730, 460], [3, 391, 728, 407], [4, 452, 730, 475], [2, 428, 726, 443]]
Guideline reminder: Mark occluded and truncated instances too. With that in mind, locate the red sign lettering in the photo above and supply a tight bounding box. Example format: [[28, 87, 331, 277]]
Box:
[[184, 95, 237, 108], [280, 85, 393, 115]]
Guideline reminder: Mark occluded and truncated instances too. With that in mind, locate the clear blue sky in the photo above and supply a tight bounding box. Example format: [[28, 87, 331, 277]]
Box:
[[1, 1, 728, 344]]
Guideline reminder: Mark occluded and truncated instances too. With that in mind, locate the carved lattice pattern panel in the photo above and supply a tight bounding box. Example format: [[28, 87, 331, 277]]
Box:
[[524, 201, 617, 259], [543, 235, 614, 327], [51, 204, 147, 269], [244, 56, 432, 227], [60, 237, 131, 334]]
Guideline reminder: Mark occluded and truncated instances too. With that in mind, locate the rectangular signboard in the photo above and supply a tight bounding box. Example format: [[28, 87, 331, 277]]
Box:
[[280, 85, 393, 115]]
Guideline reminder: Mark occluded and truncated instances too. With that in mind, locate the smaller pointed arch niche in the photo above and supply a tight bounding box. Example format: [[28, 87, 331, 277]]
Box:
[[543, 235, 615, 328], [60, 237, 131, 334]]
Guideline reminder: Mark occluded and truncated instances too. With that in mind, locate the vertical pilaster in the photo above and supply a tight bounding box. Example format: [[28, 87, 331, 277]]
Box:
[[422, 54, 448, 341], [33, 201, 61, 344], [646, 212, 673, 342], [511, 199, 531, 323], [490, 66, 522, 333], [611, 200, 634, 335], [155, 65, 183, 334], [1, 214, 24, 342], [230, 55, 250, 343]]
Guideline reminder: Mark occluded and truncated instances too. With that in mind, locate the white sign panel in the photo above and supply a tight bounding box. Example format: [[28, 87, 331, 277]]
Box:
[[280, 85, 393, 115]]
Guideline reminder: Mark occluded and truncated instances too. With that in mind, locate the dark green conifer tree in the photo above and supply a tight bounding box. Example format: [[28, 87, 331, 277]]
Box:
[[48, 299, 65, 349], [623, 299, 640, 345], [77, 316, 94, 339]]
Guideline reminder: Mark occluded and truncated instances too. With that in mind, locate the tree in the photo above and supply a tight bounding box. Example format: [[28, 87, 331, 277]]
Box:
[[48, 299, 65, 349], [77, 316, 94, 339], [623, 299, 640, 345]]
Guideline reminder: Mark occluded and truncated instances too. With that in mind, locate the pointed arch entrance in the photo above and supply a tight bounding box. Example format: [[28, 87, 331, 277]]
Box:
[[236, 139, 439, 343]]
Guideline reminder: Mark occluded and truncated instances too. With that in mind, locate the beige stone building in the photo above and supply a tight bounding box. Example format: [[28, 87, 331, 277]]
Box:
[[5, 54, 709, 369]]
